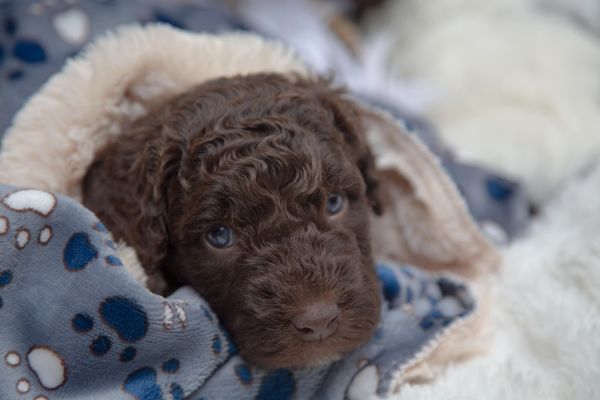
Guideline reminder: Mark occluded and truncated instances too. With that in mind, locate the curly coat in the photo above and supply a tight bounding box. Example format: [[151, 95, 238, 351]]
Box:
[[82, 73, 383, 369]]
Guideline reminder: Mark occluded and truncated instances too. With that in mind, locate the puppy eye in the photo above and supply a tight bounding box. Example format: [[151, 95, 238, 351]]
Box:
[[206, 224, 234, 248], [326, 193, 345, 215]]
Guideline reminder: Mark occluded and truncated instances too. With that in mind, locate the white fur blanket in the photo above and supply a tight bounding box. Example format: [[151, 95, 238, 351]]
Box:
[[368, 0, 600, 204], [389, 162, 600, 399]]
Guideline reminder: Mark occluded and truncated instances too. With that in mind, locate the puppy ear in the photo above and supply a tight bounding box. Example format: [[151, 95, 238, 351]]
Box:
[[313, 87, 384, 215], [358, 107, 500, 279], [83, 118, 185, 293]]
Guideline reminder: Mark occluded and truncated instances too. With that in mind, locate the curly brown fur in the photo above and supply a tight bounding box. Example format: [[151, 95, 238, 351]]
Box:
[[82, 73, 382, 369]]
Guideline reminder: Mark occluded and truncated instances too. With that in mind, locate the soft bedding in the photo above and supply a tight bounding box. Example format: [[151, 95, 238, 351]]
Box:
[[0, 25, 496, 399], [0, 183, 475, 399]]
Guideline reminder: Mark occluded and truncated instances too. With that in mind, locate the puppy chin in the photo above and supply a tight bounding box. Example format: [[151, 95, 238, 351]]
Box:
[[237, 323, 377, 370]]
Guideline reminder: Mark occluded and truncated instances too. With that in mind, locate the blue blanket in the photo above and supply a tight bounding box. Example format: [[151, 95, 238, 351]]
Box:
[[0, 183, 475, 399]]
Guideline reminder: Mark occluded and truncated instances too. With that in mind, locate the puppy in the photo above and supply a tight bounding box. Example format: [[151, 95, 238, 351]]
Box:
[[82, 73, 383, 369]]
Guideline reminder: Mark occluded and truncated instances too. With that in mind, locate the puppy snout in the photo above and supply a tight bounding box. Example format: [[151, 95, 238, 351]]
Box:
[[291, 301, 340, 341]]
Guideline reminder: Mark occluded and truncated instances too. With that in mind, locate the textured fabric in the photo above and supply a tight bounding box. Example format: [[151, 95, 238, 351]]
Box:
[[0, 183, 475, 399]]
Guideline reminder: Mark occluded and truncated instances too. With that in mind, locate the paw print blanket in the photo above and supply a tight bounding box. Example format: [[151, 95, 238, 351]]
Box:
[[0, 184, 475, 400]]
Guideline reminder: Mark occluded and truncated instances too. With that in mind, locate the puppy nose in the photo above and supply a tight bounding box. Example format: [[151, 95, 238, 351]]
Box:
[[291, 301, 340, 341]]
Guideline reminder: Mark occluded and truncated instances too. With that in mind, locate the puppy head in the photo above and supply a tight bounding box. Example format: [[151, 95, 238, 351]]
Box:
[[89, 74, 382, 368]]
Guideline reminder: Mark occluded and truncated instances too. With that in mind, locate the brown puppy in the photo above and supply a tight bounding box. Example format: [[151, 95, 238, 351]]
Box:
[[82, 73, 382, 369]]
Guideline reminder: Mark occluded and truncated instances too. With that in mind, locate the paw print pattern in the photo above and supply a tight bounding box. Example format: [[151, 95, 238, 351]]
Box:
[[92, 222, 125, 268], [38, 225, 53, 245], [123, 358, 185, 400], [100, 297, 149, 342], [16, 378, 30, 394], [71, 296, 149, 363], [51, 8, 91, 46], [27, 346, 68, 390], [4, 346, 67, 398], [234, 364, 253, 386], [119, 347, 137, 363], [63, 232, 98, 271], [255, 369, 296, 400], [1, 189, 57, 217], [0, 270, 13, 288], [92, 222, 108, 233], [105, 255, 123, 267], [376, 264, 400, 303], [4, 351, 20, 367], [62, 224, 123, 270], [211, 335, 221, 355], [0, 269, 13, 310], [417, 277, 472, 330], [123, 367, 163, 400], [25, 1, 91, 45], [0, 215, 9, 310], [2, 4, 50, 81], [0, 216, 8, 235], [15, 227, 30, 249], [162, 359, 180, 374], [71, 313, 94, 333], [376, 263, 474, 331], [161, 300, 188, 331], [1, 190, 57, 251]]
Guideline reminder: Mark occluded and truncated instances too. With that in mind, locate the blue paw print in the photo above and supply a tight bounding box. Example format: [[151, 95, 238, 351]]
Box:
[[92, 222, 108, 233], [71, 296, 148, 362], [0, 270, 12, 287], [63, 232, 98, 271], [13, 40, 47, 63], [63, 224, 123, 270], [376, 264, 400, 302], [235, 364, 253, 386], [221, 326, 238, 357], [71, 313, 94, 332], [120, 347, 137, 363], [100, 296, 149, 342], [1, 14, 48, 81], [418, 278, 473, 331], [152, 10, 184, 29], [0, 269, 13, 310], [123, 358, 184, 400], [170, 383, 184, 400], [92, 222, 125, 267], [256, 369, 296, 400], [105, 255, 123, 267], [486, 176, 514, 201], [211, 334, 222, 355], [162, 359, 180, 374], [124, 367, 163, 400], [90, 335, 112, 355]]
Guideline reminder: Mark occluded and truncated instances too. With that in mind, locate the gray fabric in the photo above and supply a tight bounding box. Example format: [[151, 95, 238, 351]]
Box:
[[0, 183, 475, 399]]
